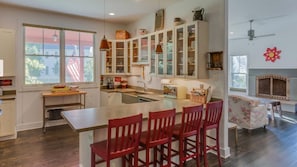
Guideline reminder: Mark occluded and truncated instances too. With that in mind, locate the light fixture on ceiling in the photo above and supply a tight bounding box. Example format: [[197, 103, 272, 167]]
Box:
[[52, 30, 58, 42], [100, 0, 109, 51], [155, 0, 163, 54]]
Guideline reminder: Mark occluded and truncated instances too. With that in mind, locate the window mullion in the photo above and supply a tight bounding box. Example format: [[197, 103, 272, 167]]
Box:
[[61, 30, 66, 83]]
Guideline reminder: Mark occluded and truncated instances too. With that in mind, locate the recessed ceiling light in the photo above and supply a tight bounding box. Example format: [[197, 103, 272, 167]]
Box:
[[109, 13, 115, 16], [229, 31, 234, 35]]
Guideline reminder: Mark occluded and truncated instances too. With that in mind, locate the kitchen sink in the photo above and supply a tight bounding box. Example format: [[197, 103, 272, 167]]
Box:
[[122, 91, 157, 104], [128, 90, 154, 95]]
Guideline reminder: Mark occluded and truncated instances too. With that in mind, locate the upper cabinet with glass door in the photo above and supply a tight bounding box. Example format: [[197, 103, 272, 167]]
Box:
[[101, 40, 129, 75], [175, 25, 185, 77], [175, 21, 209, 79], [156, 32, 164, 76], [114, 40, 126, 74], [131, 36, 149, 65], [131, 38, 139, 64], [165, 29, 174, 76], [149, 34, 156, 75], [150, 29, 174, 77], [101, 41, 113, 74]]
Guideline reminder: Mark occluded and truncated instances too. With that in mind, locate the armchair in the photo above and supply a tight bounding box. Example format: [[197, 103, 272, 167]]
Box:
[[228, 95, 268, 130]]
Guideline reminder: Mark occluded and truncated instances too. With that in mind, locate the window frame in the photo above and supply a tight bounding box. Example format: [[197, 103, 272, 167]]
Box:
[[23, 24, 97, 89], [229, 54, 248, 92]]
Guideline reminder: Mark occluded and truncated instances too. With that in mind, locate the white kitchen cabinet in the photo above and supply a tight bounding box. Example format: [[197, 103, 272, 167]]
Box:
[[0, 99, 16, 137], [164, 29, 174, 76], [130, 35, 150, 65], [0, 29, 16, 76], [150, 29, 174, 77], [100, 91, 122, 106], [175, 21, 209, 79], [130, 38, 139, 64], [149, 34, 156, 75], [156, 31, 164, 76], [101, 40, 129, 75]]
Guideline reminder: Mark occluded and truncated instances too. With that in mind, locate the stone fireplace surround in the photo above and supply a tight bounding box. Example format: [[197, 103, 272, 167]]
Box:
[[248, 69, 297, 112]]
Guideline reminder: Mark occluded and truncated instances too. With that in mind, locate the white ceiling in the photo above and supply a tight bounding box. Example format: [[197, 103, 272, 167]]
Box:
[[229, 0, 297, 39], [2, 0, 297, 37], [0, 0, 180, 24]]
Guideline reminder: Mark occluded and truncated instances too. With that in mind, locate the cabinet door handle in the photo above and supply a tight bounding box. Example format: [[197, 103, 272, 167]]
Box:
[[0, 109, 2, 116]]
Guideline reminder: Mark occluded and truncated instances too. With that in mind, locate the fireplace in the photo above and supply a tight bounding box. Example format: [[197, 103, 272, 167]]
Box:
[[256, 74, 289, 100]]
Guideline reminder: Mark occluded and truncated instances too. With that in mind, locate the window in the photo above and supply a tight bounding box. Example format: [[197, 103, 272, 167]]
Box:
[[24, 25, 95, 85], [230, 55, 247, 90]]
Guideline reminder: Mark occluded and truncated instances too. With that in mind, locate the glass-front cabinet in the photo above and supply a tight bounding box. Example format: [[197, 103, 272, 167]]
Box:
[[102, 41, 113, 74], [101, 40, 130, 75], [140, 36, 149, 63], [157, 32, 164, 75], [130, 36, 149, 65], [175, 25, 185, 77], [165, 29, 173, 76], [115, 40, 126, 73], [149, 34, 156, 74], [175, 21, 209, 79], [187, 24, 196, 78], [150, 29, 174, 77], [131, 38, 139, 64], [127, 41, 132, 73]]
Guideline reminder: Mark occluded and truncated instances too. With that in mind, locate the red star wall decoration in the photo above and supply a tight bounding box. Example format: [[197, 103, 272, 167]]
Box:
[[263, 47, 281, 62]]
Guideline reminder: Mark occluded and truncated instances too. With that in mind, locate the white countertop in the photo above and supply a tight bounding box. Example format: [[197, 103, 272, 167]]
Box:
[[62, 97, 200, 132]]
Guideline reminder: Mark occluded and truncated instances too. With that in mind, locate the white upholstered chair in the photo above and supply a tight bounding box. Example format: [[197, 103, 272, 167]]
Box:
[[228, 95, 268, 130]]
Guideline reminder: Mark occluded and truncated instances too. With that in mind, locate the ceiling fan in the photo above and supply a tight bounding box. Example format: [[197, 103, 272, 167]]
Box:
[[230, 19, 276, 40]]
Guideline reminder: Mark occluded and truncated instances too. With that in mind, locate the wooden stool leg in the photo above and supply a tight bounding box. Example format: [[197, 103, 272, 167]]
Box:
[[272, 105, 276, 120], [234, 126, 238, 146], [278, 102, 283, 117]]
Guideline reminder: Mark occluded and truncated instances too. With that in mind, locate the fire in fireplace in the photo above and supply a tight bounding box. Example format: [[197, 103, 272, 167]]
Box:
[[256, 74, 289, 100]]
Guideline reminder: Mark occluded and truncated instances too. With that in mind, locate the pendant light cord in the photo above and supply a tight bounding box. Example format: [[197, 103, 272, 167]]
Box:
[[104, 0, 106, 36]]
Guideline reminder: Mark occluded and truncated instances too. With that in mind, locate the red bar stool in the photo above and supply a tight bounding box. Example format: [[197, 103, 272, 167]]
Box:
[[171, 105, 204, 167], [90, 113, 142, 167], [201, 100, 223, 167], [138, 109, 176, 167]]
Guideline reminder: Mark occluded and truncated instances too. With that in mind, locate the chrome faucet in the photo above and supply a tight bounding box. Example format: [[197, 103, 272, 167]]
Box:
[[137, 80, 146, 92]]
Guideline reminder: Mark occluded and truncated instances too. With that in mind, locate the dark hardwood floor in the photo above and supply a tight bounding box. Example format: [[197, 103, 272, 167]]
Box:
[[1, 111, 297, 167]]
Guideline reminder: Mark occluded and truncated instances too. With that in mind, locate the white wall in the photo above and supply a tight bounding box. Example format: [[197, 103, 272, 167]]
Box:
[[229, 15, 297, 69], [0, 4, 126, 131], [229, 35, 297, 69]]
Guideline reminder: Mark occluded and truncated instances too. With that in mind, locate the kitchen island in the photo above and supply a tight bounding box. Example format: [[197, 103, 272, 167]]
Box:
[[62, 95, 200, 167]]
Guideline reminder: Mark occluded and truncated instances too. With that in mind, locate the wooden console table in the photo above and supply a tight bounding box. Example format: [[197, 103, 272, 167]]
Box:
[[257, 98, 282, 120], [42, 91, 87, 132]]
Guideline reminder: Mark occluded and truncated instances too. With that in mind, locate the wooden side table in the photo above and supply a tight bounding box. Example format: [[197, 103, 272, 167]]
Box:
[[41, 91, 87, 132], [269, 101, 282, 120]]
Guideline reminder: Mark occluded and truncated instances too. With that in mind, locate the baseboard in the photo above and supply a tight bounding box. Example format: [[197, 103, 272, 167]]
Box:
[[220, 146, 231, 158], [0, 133, 17, 141], [208, 146, 231, 159], [16, 119, 67, 132]]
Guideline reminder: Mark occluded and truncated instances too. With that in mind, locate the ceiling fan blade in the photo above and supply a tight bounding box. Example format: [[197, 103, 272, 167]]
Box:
[[255, 33, 276, 38], [229, 36, 249, 40]]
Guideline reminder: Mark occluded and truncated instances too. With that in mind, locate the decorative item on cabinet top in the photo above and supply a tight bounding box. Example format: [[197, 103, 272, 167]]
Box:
[[207, 51, 223, 70], [116, 30, 130, 40]]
